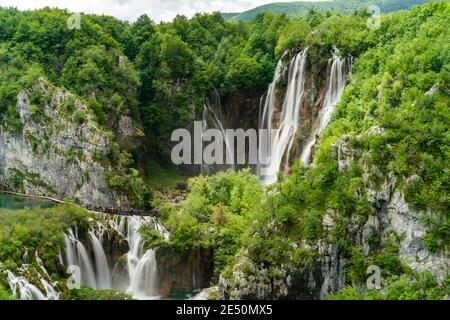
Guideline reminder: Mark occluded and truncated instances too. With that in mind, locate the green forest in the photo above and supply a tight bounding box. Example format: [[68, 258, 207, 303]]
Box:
[[0, 1, 448, 301]]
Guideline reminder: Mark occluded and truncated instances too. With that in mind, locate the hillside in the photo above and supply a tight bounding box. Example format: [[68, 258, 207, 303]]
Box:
[[223, 0, 434, 21], [0, 2, 448, 301]]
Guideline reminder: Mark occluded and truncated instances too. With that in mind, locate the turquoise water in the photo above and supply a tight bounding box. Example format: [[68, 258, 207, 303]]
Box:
[[0, 193, 56, 210]]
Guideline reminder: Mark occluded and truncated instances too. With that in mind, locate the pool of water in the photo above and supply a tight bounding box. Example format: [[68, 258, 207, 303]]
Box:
[[165, 292, 196, 300], [0, 193, 56, 210]]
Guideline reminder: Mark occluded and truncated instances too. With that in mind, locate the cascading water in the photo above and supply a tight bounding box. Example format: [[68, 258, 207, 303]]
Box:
[[300, 49, 349, 165], [61, 215, 166, 300], [120, 216, 160, 299], [89, 231, 111, 290], [5, 265, 59, 300], [202, 89, 235, 174], [63, 228, 99, 289], [257, 48, 309, 184], [35, 251, 49, 278], [129, 249, 158, 299], [6, 270, 47, 300], [40, 278, 59, 300]]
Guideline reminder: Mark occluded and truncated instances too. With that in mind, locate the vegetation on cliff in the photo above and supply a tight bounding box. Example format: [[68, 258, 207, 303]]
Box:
[[142, 2, 449, 299], [0, 1, 448, 300]]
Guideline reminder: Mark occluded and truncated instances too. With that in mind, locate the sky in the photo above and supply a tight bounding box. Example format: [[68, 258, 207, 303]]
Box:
[[0, 0, 325, 22]]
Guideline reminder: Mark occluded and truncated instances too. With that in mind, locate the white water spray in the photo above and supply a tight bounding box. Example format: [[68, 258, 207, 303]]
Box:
[[300, 50, 349, 165], [6, 270, 47, 300], [258, 48, 309, 184], [63, 228, 107, 289], [89, 231, 111, 289], [202, 89, 235, 174], [120, 216, 160, 299]]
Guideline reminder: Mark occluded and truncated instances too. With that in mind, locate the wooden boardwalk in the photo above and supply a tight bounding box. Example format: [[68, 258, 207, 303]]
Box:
[[1, 190, 155, 216]]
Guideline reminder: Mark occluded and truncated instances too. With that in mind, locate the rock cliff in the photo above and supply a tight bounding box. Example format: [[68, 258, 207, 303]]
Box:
[[217, 126, 448, 299], [0, 79, 128, 207]]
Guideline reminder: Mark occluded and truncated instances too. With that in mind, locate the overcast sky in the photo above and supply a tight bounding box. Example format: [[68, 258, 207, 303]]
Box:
[[0, 0, 325, 22]]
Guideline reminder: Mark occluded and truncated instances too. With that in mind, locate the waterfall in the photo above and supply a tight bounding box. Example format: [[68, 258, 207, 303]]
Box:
[[202, 89, 235, 174], [63, 228, 108, 289], [7, 270, 47, 300], [35, 250, 59, 299], [22, 248, 29, 264], [257, 48, 309, 184], [5, 269, 59, 300], [89, 231, 111, 290], [58, 215, 167, 299], [121, 216, 160, 299], [300, 50, 349, 165], [40, 278, 59, 300], [129, 249, 158, 299], [35, 251, 50, 278]]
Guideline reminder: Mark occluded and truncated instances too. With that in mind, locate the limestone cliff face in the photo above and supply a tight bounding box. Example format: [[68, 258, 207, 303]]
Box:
[[334, 128, 449, 283], [217, 245, 346, 300], [0, 79, 127, 207], [156, 246, 214, 297], [217, 127, 448, 300]]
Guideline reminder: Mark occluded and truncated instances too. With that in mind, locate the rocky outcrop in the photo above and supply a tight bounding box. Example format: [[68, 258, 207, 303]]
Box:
[[217, 126, 448, 299], [217, 244, 346, 300], [368, 185, 449, 282], [0, 78, 127, 208], [334, 127, 449, 282], [155, 246, 214, 297], [117, 115, 145, 150]]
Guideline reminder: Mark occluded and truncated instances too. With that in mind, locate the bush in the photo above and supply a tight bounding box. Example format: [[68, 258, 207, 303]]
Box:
[[140, 225, 166, 250], [64, 287, 133, 300], [0, 205, 90, 274], [72, 109, 86, 124]]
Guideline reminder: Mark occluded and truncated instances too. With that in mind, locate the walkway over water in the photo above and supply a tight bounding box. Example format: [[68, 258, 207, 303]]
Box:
[[0, 191, 156, 216]]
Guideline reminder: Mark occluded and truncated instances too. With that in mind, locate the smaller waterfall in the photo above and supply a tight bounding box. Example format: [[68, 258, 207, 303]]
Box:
[[40, 278, 59, 300], [22, 249, 29, 264], [121, 216, 160, 299], [63, 228, 110, 290], [257, 48, 309, 184], [89, 231, 111, 290], [202, 89, 235, 174], [300, 49, 349, 165], [6, 270, 47, 300], [35, 251, 50, 278], [129, 249, 158, 299], [57, 215, 169, 299]]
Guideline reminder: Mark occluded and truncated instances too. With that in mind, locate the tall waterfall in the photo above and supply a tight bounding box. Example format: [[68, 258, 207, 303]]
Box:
[[257, 48, 309, 184], [129, 249, 158, 299], [202, 89, 235, 174], [300, 50, 349, 165]]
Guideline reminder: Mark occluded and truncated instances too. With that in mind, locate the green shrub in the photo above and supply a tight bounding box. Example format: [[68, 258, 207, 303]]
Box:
[[64, 287, 133, 300], [72, 109, 86, 124]]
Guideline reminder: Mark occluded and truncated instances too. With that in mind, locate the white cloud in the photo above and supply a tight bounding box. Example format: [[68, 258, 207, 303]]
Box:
[[0, 0, 320, 22]]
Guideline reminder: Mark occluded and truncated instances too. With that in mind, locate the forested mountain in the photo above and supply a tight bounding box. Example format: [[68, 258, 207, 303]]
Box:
[[0, 1, 448, 300], [224, 0, 434, 21]]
